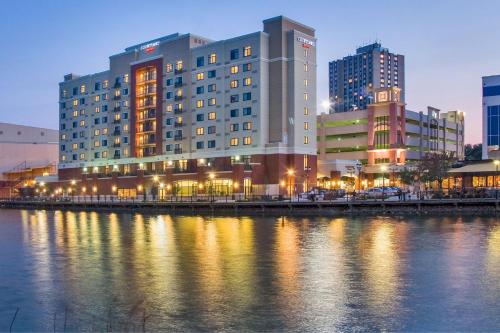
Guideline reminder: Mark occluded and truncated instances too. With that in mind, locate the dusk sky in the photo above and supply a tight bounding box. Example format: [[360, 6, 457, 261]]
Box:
[[1, 0, 498, 144]]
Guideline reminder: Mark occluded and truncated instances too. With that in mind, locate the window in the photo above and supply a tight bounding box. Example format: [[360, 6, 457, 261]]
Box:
[[304, 107, 309, 115], [243, 63, 252, 72], [208, 98, 216, 106], [230, 138, 239, 146], [196, 56, 204, 67], [304, 92, 308, 101], [166, 131, 173, 139], [166, 63, 173, 72], [94, 95, 100, 102], [230, 66, 239, 74], [208, 140, 216, 148], [94, 129, 100, 136], [94, 82, 101, 91], [95, 107, 100, 113], [72, 143, 78, 150], [79, 153, 85, 160], [230, 80, 239, 88], [166, 78, 173, 86], [243, 77, 251, 86], [304, 63, 308, 72], [196, 127, 204, 135], [208, 112, 216, 120], [243, 122, 252, 130], [72, 110, 78, 117], [304, 122, 309, 130], [196, 100, 204, 108], [209, 53, 216, 64], [103, 80, 109, 88], [230, 124, 239, 132], [243, 46, 251, 57], [166, 118, 173, 125], [208, 84, 216, 92], [304, 136, 309, 144], [230, 109, 239, 117], [208, 126, 216, 134], [304, 79, 308, 87], [94, 140, 100, 147], [124, 74, 129, 83], [196, 141, 204, 149], [243, 92, 251, 101], [79, 120, 85, 127], [207, 70, 216, 78], [166, 144, 172, 151], [94, 118, 100, 125], [231, 95, 239, 103], [243, 137, 252, 145], [60, 144, 66, 151], [72, 99, 78, 106], [176, 60, 183, 70], [80, 85, 86, 94], [230, 49, 239, 60], [196, 86, 204, 94], [243, 107, 251, 116], [196, 72, 204, 81], [196, 114, 204, 121]]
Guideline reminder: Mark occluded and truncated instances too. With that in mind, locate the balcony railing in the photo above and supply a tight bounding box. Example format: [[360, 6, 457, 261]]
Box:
[[174, 108, 183, 114], [174, 95, 183, 101], [174, 148, 183, 154], [174, 135, 183, 141], [113, 95, 121, 100], [174, 68, 185, 75], [174, 122, 183, 128], [113, 130, 121, 136], [174, 82, 183, 88], [113, 143, 121, 148], [113, 119, 121, 124], [113, 106, 121, 112]]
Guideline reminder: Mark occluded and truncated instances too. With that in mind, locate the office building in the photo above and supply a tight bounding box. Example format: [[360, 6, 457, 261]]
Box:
[[482, 75, 500, 159], [0, 122, 58, 197], [57, 16, 317, 197], [329, 42, 404, 113], [317, 87, 465, 187]]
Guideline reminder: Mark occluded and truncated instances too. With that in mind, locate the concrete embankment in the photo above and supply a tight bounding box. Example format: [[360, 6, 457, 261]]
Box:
[[1, 199, 499, 216]]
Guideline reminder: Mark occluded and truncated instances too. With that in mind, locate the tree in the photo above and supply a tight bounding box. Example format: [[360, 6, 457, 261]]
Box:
[[419, 151, 456, 190], [399, 166, 418, 187], [340, 175, 355, 188], [464, 144, 482, 161]]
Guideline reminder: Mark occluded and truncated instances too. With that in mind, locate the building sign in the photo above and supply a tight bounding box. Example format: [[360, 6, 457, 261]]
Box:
[[297, 36, 315, 48], [140, 41, 159, 53]]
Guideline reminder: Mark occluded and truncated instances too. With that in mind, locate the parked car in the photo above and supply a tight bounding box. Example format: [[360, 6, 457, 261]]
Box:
[[364, 187, 385, 198]]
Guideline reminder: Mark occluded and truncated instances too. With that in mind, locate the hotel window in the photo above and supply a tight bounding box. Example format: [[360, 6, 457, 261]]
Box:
[[231, 109, 239, 117], [72, 99, 78, 106], [196, 86, 204, 94], [196, 141, 204, 149], [208, 84, 216, 92], [95, 107, 100, 113], [231, 95, 239, 103], [304, 63, 308, 72], [208, 140, 216, 148], [207, 70, 216, 78], [304, 107, 309, 115], [79, 120, 85, 127], [94, 140, 100, 147], [230, 80, 239, 88], [72, 143, 78, 149], [304, 79, 308, 87], [102, 151, 108, 158], [304, 49, 308, 57], [94, 129, 100, 136], [80, 109, 85, 115], [80, 85, 86, 94], [230, 124, 239, 132], [230, 65, 239, 74], [209, 53, 216, 64], [72, 110, 78, 117], [243, 77, 251, 86], [176, 60, 183, 70], [208, 126, 216, 134], [166, 104, 173, 112], [208, 112, 216, 120], [94, 95, 100, 102], [102, 128, 108, 134], [79, 153, 85, 160], [304, 92, 308, 101], [230, 49, 239, 60], [61, 134, 67, 140], [124, 74, 129, 83], [196, 100, 204, 108], [61, 155, 66, 161], [243, 46, 251, 57], [196, 127, 204, 135], [243, 137, 252, 145], [123, 124, 129, 132], [243, 122, 252, 130], [230, 138, 239, 146], [123, 148, 129, 157], [166, 63, 173, 73], [304, 122, 309, 130], [196, 114, 204, 121], [243, 63, 252, 72], [196, 56, 204, 67], [304, 155, 309, 169], [242, 107, 251, 116], [243, 92, 251, 101], [304, 136, 309, 144], [208, 98, 216, 106], [197, 72, 204, 81]]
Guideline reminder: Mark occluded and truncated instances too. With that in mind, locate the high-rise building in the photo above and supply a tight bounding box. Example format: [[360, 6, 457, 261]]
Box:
[[482, 75, 500, 159], [328, 42, 405, 113], [57, 16, 317, 197]]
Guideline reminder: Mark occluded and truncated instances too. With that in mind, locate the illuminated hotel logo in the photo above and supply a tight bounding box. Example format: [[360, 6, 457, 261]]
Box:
[[297, 36, 315, 48], [140, 41, 160, 53]]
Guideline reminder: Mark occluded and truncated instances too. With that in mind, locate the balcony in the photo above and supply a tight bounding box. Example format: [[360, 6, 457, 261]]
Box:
[[174, 82, 183, 88], [174, 135, 183, 141], [113, 119, 121, 124], [174, 122, 183, 128], [174, 68, 185, 75], [174, 108, 183, 115], [137, 101, 156, 109], [113, 95, 121, 100], [174, 148, 183, 154], [113, 143, 121, 148], [113, 130, 121, 136], [174, 95, 184, 101], [173, 166, 196, 174], [137, 126, 156, 133], [113, 106, 121, 112], [137, 74, 157, 84]]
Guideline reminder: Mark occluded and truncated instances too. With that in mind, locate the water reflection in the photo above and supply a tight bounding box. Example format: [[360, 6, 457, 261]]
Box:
[[0, 210, 497, 331]]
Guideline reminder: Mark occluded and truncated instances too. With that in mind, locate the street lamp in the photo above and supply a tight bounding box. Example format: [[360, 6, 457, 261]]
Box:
[[381, 165, 388, 200], [287, 169, 295, 201], [209, 172, 215, 201]]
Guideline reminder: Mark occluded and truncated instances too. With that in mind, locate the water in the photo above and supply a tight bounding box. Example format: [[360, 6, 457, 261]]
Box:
[[0, 209, 499, 332]]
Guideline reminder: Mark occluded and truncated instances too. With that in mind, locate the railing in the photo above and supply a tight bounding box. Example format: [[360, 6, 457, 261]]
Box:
[[113, 95, 121, 100], [174, 82, 183, 88], [174, 135, 183, 141], [113, 130, 121, 136], [113, 106, 121, 112], [174, 148, 183, 154], [174, 68, 185, 75], [174, 108, 183, 114], [174, 122, 183, 128], [174, 95, 183, 101]]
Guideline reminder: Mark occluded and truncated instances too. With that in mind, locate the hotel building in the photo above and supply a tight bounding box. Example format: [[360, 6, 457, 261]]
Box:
[[57, 16, 317, 197], [317, 87, 465, 186], [482, 74, 500, 159], [329, 43, 405, 113]]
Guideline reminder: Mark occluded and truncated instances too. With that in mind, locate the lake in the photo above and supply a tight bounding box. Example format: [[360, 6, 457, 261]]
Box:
[[0, 209, 499, 332]]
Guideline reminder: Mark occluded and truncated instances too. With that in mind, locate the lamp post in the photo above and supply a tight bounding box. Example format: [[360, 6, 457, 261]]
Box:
[[381, 165, 388, 201], [494, 160, 500, 199], [287, 169, 295, 202], [209, 172, 215, 202]]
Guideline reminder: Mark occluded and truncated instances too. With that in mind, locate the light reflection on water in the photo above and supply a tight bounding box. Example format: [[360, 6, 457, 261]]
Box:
[[0, 210, 500, 331]]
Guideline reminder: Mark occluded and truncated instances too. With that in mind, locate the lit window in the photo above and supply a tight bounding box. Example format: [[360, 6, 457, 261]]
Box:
[[166, 63, 173, 73], [209, 53, 216, 64], [94, 140, 100, 147], [72, 99, 78, 106], [94, 129, 100, 136], [80, 109, 85, 115], [243, 46, 251, 57], [304, 92, 308, 101], [197, 72, 204, 81], [304, 63, 308, 72], [79, 153, 85, 160], [124, 74, 129, 83], [176, 60, 183, 70], [230, 138, 239, 146], [103, 80, 108, 88], [243, 136, 252, 145], [61, 134, 67, 140], [230, 80, 239, 88], [102, 151, 108, 158], [243, 77, 251, 86], [123, 124, 129, 132], [230, 66, 239, 74], [79, 120, 85, 127], [304, 79, 308, 87], [72, 143, 78, 149], [196, 127, 204, 135], [94, 95, 100, 102], [304, 107, 309, 115], [208, 98, 216, 106], [208, 112, 216, 120], [304, 136, 309, 144], [95, 107, 100, 113], [72, 110, 78, 117], [243, 122, 252, 130], [80, 85, 86, 93], [196, 100, 204, 108], [304, 122, 309, 130], [166, 104, 173, 112], [102, 128, 108, 134]]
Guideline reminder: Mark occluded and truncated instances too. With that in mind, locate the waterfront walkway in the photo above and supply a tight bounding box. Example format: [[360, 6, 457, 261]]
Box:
[[1, 197, 499, 215]]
